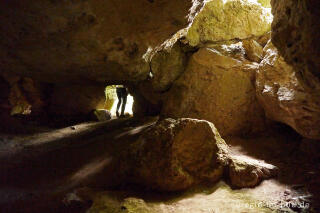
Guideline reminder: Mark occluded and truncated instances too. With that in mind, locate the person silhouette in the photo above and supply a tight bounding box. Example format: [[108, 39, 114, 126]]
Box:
[[116, 85, 128, 118]]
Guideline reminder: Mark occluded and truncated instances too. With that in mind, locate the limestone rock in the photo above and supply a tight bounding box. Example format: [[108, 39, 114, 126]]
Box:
[[271, 0, 320, 83], [242, 39, 264, 63], [8, 81, 32, 116], [186, 0, 272, 46], [162, 44, 267, 136], [49, 85, 106, 118], [256, 41, 320, 139], [228, 155, 278, 188], [0, 0, 202, 84], [125, 118, 229, 191], [150, 42, 187, 92], [257, 0, 271, 8], [104, 86, 116, 110], [2, 74, 46, 116], [70, 117, 277, 191], [94, 109, 112, 121], [256, 32, 271, 48]]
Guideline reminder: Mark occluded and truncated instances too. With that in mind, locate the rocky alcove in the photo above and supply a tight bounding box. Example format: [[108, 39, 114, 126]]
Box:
[[0, 0, 319, 212]]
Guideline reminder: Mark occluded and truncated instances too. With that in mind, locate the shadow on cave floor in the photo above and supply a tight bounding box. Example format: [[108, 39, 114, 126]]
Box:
[[0, 118, 319, 213], [0, 116, 158, 212], [224, 126, 320, 212]]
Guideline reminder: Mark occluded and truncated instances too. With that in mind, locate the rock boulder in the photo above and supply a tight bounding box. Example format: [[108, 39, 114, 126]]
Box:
[[125, 118, 230, 191], [161, 44, 267, 136], [256, 41, 320, 139], [186, 0, 272, 46]]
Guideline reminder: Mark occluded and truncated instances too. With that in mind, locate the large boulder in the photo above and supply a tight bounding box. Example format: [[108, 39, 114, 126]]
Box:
[[0, 0, 203, 84], [271, 0, 320, 83], [256, 41, 320, 139], [150, 41, 188, 92], [242, 39, 264, 63], [228, 155, 278, 188], [186, 0, 272, 46], [161, 43, 267, 136], [68, 118, 276, 191], [124, 118, 230, 191]]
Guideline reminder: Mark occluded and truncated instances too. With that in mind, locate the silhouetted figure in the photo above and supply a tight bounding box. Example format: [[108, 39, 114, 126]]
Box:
[[116, 85, 128, 117]]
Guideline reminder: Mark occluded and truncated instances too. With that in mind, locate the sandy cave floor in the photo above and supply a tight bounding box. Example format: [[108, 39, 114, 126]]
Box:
[[0, 117, 319, 213]]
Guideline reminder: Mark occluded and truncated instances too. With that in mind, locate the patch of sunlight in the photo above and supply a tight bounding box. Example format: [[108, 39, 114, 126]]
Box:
[[70, 157, 112, 185]]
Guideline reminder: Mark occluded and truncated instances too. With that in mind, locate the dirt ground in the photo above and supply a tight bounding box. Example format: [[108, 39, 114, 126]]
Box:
[[0, 117, 319, 213]]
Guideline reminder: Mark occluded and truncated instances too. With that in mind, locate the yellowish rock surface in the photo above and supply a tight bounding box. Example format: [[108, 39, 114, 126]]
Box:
[[162, 43, 266, 136], [186, 0, 272, 46], [256, 41, 320, 139]]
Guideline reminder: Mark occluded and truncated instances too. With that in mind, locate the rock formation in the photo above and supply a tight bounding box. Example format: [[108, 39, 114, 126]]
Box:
[[256, 41, 320, 139], [150, 42, 188, 92], [228, 155, 277, 188], [118, 118, 277, 191], [93, 110, 112, 122], [161, 43, 267, 136], [0, 0, 318, 141], [136, 0, 274, 136], [186, 0, 272, 46], [258, 0, 271, 8], [271, 0, 320, 85], [0, 0, 203, 84], [125, 118, 229, 191], [0, 0, 320, 211], [1, 73, 48, 117], [242, 39, 264, 63]]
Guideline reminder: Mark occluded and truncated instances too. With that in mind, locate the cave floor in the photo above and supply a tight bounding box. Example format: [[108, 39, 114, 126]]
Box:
[[0, 117, 319, 213]]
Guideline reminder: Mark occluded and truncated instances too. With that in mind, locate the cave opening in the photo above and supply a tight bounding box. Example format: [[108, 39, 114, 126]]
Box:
[[106, 85, 134, 118]]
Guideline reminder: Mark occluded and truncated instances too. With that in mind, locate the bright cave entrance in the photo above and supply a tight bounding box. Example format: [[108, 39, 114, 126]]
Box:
[[105, 85, 134, 118]]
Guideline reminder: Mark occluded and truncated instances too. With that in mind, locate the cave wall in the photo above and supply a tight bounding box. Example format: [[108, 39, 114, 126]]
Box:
[[256, 41, 320, 139], [269, 0, 320, 139], [161, 42, 268, 136], [0, 0, 206, 124], [0, 0, 319, 139], [49, 84, 107, 121], [0, 0, 203, 84], [271, 0, 320, 86], [137, 0, 273, 136]]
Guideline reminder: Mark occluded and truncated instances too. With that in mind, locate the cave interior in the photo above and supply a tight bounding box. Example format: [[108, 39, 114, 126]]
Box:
[[0, 0, 320, 212]]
